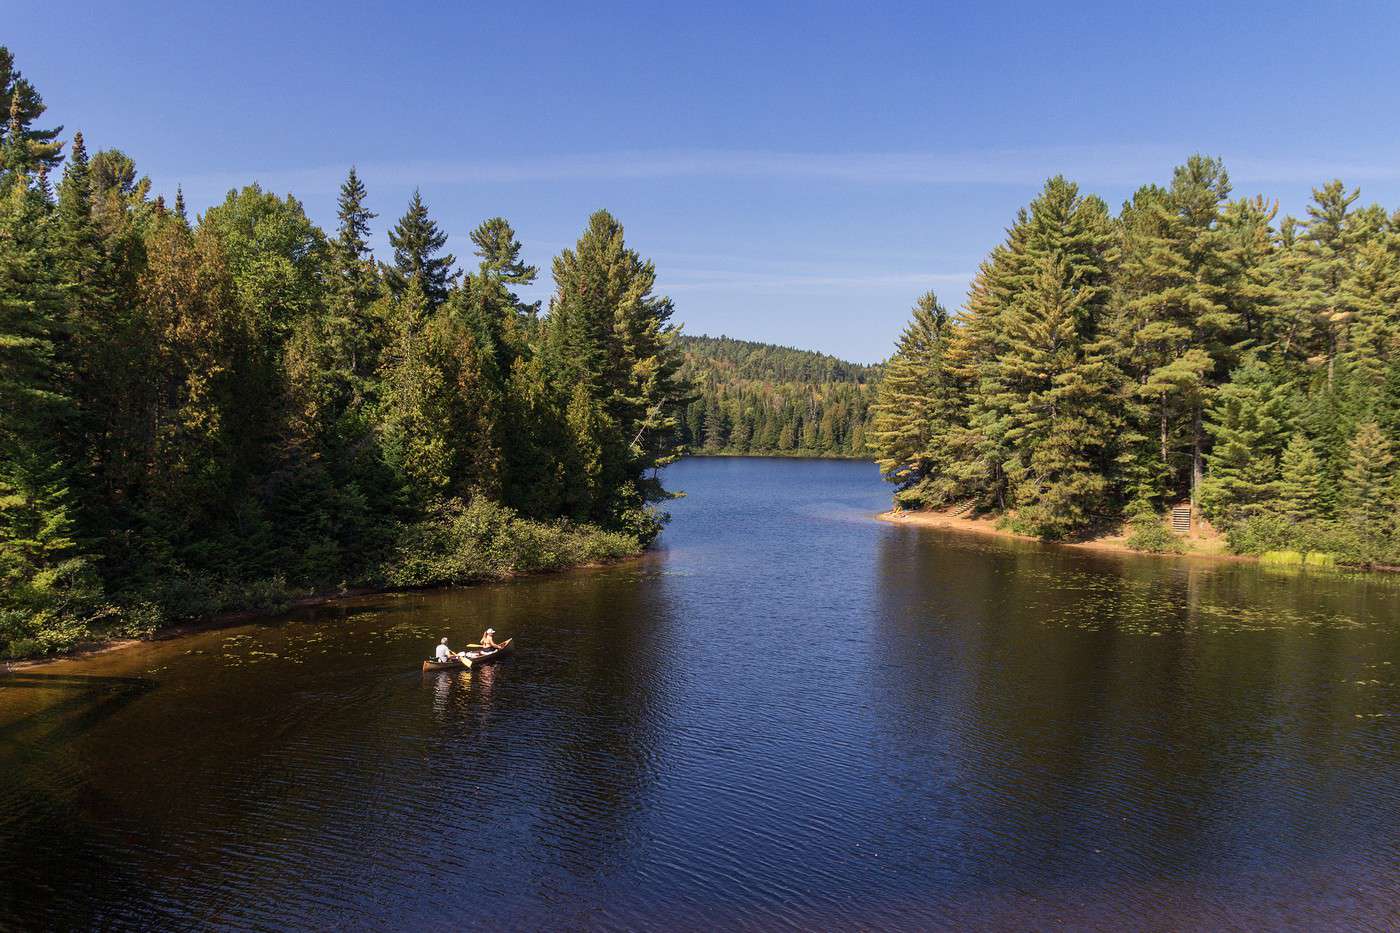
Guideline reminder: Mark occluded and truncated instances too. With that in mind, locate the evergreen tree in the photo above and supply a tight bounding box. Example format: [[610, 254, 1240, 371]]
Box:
[[376, 277, 452, 501], [1340, 421, 1397, 536], [1292, 180, 1362, 387], [0, 47, 63, 172], [545, 210, 687, 530], [1217, 195, 1283, 353], [998, 254, 1121, 538], [285, 169, 383, 458], [0, 169, 98, 634], [1276, 433, 1324, 522], [986, 177, 1118, 537], [869, 292, 957, 505], [1110, 157, 1232, 505], [1199, 358, 1291, 522], [702, 398, 726, 451], [562, 382, 605, 520], [385, 189, 455, 307]]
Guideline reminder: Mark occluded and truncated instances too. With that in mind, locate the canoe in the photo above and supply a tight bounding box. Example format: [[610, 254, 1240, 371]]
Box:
[[420, 638, 513, 672]]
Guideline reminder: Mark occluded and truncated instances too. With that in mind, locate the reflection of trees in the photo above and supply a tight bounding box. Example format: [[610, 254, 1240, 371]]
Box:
[[869, 526, 1400, 903], [0, 672, 159, 926]]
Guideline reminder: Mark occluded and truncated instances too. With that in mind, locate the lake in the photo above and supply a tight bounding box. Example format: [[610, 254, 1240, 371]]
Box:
[[3, 457, 1399, 930]]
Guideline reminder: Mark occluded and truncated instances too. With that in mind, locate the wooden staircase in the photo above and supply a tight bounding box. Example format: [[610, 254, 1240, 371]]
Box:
[[1170, 504, 1192, 534]]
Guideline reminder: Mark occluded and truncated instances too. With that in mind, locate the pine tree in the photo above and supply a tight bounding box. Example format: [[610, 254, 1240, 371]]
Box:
[[1292, 180, 1362, 387], [562, 382, 605, 520], [702, 398, 726, 451], [545, 210, 687, 527], [331, 168, 379, 310], [1109, 157, 1232, 506], [1217, 195, 1283, 354], [385, 189, 455, 307], [1340, 421, 1397, 536], [973, 177, 1118, 537], [1275, 433, 1324, 522], [1337, 238, 1400, 421], [286, 169, 383, 444], [869, 292, 958, 506], [459, 217, 536, 374], [998, 254, 1121, 538], [0, 48, 63, 172], [376, 277, 452, 501], [0, 165, 99, 628], [1199, 358, 1291, 522]]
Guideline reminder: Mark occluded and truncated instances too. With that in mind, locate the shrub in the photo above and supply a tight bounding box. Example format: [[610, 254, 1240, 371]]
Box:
[[1227, 514, 1397, 567], [1225, 514, 1295, 556], [378, 497, 642, 588], [1123, 500, 1185, 554]]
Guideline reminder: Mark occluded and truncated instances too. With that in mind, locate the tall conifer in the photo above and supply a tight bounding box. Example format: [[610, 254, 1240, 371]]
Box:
[[385, 189, 455, 307]]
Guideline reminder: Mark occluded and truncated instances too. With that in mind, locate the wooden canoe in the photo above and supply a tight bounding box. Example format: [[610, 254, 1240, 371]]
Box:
[[420, 638, 513, 671]]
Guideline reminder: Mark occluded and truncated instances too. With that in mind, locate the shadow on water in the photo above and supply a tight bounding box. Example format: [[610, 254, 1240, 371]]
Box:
[[0, 673, 161, 927], [0, 672, 158, 743]]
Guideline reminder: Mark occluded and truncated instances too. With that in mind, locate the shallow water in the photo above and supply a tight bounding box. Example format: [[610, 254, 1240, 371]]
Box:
[[3, 457, 1399, 930]]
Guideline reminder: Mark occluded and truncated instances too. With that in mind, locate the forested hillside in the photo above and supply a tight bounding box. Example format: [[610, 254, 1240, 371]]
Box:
[[871, 158, 1400, 566], [677, 335, 878, 457], [0, 48, 689, 657]]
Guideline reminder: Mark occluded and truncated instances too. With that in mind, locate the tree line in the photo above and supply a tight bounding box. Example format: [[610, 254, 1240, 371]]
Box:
[[0, 48, 689, 657], [676, 335, 877, 457], [870, 157, 1400, 565]]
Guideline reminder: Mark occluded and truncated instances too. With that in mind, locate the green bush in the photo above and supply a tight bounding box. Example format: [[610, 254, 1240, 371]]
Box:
[[1228, 515, 1397, 567], [1226, 514, 1296, 555], [1123, 502, 1186, 554], [1126, 519, 1186, 554], [378, 497, 640, 588]]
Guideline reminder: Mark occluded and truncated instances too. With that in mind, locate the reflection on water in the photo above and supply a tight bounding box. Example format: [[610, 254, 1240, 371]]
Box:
[[2, 457, 1399, 929]]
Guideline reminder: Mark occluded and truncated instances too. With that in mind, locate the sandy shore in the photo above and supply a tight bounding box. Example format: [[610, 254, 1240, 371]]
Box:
[[877, 507, 1245, 562]]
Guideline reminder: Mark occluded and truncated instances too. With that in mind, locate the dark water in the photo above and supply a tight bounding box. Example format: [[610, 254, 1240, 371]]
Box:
[[4, 458, 1400, 931]]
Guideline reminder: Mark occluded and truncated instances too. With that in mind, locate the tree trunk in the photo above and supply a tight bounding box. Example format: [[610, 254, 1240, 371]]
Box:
[[1191, 400, 1203, 505], [1159, 394, 1169, 474]]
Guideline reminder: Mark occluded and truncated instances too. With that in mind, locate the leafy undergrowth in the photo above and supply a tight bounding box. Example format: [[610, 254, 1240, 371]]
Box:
[[3, 498, 642, 661]]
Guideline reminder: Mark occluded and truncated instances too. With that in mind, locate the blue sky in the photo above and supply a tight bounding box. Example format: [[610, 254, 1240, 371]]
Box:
[[11, 1, 1400, 361]]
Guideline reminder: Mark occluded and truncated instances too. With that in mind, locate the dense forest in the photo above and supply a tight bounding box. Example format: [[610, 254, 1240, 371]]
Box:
[[0, 48, 689, 657], [676, 335, 877, 457], [871, 158, 1400, 566]]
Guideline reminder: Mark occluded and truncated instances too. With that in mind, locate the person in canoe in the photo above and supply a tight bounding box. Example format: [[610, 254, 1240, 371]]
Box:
[[435, 637, 460, 663], [479, 628, 501, 650]]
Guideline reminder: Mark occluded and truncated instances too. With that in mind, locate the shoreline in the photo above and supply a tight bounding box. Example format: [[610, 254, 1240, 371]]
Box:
[[876, 507, 1250, 564], [686, 451, 868, 461], [2, 553, 643, 675]]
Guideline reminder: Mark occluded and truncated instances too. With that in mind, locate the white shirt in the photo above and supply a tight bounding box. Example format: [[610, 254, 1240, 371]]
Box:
[[435, 644, 452, 661]]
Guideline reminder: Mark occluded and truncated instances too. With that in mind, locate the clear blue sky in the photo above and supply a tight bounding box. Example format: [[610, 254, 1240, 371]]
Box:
[[11, 2, 1400, 362]]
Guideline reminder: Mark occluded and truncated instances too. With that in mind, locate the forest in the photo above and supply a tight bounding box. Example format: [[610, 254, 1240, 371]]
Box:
[[0, 48, 689, 657], [676, 335, 877, 457], [870, 158, 1400, 567]]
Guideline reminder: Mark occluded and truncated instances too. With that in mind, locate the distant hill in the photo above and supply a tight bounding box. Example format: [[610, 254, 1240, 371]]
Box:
[[676, 334, 880, 458]]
